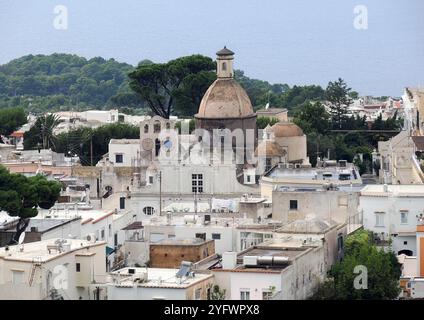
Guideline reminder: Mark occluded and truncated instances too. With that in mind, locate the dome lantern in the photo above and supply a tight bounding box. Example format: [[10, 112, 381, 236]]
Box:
[[216, 46, 234, 79]]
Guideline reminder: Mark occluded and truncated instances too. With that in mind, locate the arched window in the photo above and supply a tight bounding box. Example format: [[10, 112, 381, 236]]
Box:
[[222, 62, 227, 71], [398, 249, 413, 256], [166, 122, 171, 130], [143, 206, 155, 215], [144, 124, 149, 133], [153, 121, 161, 133]]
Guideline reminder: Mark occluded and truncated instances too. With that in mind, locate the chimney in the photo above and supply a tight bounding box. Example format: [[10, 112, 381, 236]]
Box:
[[222, 252, 237, 269]]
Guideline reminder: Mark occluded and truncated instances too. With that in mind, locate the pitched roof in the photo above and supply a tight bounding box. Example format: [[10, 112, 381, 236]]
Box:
[[216, 46, 234, 56]]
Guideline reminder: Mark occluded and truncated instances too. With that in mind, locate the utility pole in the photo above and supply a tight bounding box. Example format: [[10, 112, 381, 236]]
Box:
[[90, 136, 93, 166], [159, 171, 162, 216]]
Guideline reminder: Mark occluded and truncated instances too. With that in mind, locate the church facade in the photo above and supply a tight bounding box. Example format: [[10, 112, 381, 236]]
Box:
[[98, 47, 310, 216]]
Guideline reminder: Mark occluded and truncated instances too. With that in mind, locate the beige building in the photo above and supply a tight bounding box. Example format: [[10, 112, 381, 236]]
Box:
[[0, 238, 107, 300], [378, 87, 424, 184], [271, 186, 361, 228]]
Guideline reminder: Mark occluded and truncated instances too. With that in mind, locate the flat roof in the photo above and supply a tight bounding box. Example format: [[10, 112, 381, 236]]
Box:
[[266, 165, 360, 182], [150, 238, 213, 246], [38, 208, 120, 224], [238, 246, 307, 261], [109, 139, 139, 145], [361, 184, 424, 197], [110, 267, 213, 289], [0, 238, 105, 263]]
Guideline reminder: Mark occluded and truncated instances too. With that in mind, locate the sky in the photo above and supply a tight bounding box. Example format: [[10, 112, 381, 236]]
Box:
[[0, 0, 423, 96]]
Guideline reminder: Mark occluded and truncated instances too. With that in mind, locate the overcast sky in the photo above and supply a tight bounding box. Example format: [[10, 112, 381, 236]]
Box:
[[0, 0, 423, 96]]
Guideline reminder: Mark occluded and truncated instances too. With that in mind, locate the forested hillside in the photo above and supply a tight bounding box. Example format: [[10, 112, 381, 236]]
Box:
[[0, 53, 142, 113], [0, 53, 326, 116]]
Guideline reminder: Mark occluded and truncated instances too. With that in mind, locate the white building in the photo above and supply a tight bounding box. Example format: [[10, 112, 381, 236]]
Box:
[[0, 238, 107, 300], [37, 206, 138, 270], [210, 239, 326, 300], [360, 184, 424, 255], [105, 266, 214, 300]]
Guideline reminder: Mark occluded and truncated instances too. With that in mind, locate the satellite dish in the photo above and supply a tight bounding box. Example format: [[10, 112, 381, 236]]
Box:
[[18, 232, 26, 245]]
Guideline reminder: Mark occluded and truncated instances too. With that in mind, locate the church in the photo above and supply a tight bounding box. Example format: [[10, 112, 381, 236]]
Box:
[[98, 47, 310, 216]]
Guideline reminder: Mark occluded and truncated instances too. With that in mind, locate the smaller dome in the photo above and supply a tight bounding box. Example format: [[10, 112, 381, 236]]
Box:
[[255, 140, 284, 157], [271, 122, 304, 137], [216, 46, 234, 56]]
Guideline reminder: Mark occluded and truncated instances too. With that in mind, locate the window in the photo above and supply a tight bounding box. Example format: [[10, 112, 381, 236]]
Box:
[[289, 200, 298, 210], [195, 288, 202, 300], [101, 228, 105, 240], [375, 212, 385, 227], [76, 263, 81, 272], [240, 290, 250, 300], [115, 154, 123, 163], [114, 233, 118, 247], [149, 176, 154, 184], [212, 233, 221, 240], [400, 211, 408, 224], [192, 174, 203, 193], [337, 234, 343, 252], [246, 175, 251, 183], [144, 124, 149, 133], [166, 122, 171, 130], [12, 270, 24, 284], [143, 206, 155, 215], [108, 224, 112, 237], [338, 195, 348, 207], [222, 62, 227, 71], [404, 241, 408, 245], [119, 197, 125, 209], [153, 121, 161, 133], [262, 290, 272, 300], [265, 158, 272, 172]]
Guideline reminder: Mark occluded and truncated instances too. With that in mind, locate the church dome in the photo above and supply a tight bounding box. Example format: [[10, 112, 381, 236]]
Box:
[[271, 122, 304, 137], [196, 78, 254, 119]]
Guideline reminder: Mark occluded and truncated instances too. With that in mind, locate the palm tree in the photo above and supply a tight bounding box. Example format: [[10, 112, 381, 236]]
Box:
[[36, 114, 62, 149]]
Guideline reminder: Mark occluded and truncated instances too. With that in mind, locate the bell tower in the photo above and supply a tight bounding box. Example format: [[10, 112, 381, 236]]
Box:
[[216, 46, 234, 79]]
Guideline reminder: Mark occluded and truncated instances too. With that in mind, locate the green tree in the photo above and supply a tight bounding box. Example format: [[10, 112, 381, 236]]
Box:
[[312, 230, 401, 300], [280, 85, 325, 113], [256, 116, 280, 129], [326, 78, 353, 129], [128, 55, 215, 118], [0, 166, 61, 244], [52, 123, 140, 165], [293, 101, 329, 135], [209, 285, 226, 300], [24, 114, 61, 149], [0, 107, 27, 137]]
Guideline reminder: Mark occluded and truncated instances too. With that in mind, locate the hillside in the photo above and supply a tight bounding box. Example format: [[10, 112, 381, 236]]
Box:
[[0, 53, 143, 114], [0, 53, 323, 116]]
